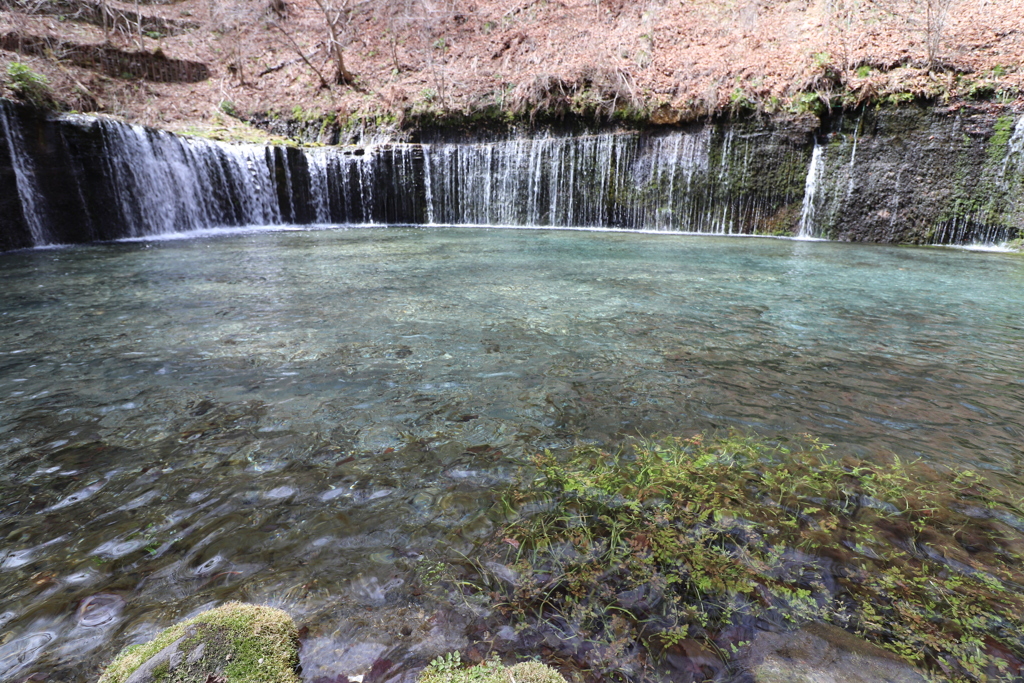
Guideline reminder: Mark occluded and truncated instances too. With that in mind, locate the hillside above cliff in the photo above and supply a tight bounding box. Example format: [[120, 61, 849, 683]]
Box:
[[1, 0, 1022, 137]]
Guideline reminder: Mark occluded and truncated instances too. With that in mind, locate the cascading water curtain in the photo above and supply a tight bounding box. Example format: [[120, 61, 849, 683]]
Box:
[[0, 101, 48, 245], [4, 104, 1022, 249]]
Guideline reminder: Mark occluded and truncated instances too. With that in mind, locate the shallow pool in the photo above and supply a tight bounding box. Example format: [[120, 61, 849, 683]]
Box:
[[1, 227, 1023, 680]]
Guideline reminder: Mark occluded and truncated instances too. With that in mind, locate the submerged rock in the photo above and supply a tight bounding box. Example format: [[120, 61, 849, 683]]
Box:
[[740, 622, 926, 683], [97, 602, 299, 683]]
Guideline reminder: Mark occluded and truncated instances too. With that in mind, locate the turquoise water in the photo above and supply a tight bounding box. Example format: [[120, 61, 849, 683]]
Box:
[[1, 227, 1023, 680]]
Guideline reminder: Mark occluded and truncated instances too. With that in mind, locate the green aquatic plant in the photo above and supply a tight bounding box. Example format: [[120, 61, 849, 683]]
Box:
[[482, 433, 1024, 682]]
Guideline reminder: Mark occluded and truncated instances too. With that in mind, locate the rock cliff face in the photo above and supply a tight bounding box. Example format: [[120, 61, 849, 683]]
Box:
[[1, 98, 1021, 251], [811, 105, 1024, 245]]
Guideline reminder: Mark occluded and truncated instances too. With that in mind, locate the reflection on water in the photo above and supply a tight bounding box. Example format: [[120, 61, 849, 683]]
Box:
[[1, 227, 1023, 680]]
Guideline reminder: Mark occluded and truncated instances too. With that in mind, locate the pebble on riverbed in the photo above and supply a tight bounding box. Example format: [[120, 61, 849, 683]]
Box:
[[739, 622, 926, 683], [96, 602, 299, 683]]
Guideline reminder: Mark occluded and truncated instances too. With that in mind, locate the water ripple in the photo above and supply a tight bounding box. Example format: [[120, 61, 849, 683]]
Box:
[[2, 229, 1024, 678]]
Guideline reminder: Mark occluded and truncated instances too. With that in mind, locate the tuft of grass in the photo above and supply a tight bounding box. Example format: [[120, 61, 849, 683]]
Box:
[[482, 432, 1024, 682], [5, 62, 52, 107], [790, 91, 825, 116], [98, 602, 299, 683]]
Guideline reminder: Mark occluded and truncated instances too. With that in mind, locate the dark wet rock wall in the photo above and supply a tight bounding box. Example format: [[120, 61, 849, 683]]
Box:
[[810, 105, 1024, 244]]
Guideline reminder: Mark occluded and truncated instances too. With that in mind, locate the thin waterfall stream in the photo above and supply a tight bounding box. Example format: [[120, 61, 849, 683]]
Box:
[[797, 143, 825, 239], [0, 104, 48, 245]]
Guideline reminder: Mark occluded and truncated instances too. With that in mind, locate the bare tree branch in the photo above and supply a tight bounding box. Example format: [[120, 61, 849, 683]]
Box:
[[257, 41, 325, 77], [268, 21, 332, 89]]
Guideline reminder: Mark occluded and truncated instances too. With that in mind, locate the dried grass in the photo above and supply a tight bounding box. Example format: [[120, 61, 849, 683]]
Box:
[[1, 0, 1022, 130]]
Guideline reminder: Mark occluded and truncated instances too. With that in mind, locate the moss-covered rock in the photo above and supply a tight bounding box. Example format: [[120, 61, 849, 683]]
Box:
[[418, 652, 567, 683], [97, 602, 299, 683]]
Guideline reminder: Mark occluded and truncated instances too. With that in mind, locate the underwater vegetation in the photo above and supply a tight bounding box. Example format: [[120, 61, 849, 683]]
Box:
[[420, 433, 1024, 682]]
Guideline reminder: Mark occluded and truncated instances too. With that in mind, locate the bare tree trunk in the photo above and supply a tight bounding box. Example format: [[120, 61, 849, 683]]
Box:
[[231, 31, 246, 85], [135, 0, 143, 49], [866, 0, 956, 71], [825, 0, 856, 76], [100, 0, 110, 43], [332, 38, 352, 84], [390, 32, 400, 72], [926, 0, 935, 67], [310, 0, 355, 84], [925, 0, 954, 70]]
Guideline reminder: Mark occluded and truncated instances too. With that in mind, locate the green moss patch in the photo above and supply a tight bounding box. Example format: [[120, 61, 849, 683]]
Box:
[[988, 115, 1018, 164], [98, 602, 299, 683], [418, 652, 567, 683], [461, 433, 1024, 682]]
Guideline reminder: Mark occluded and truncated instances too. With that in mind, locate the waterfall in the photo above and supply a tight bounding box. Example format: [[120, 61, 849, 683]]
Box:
[[422, 144, 436, 224], [4, 102, 1021, 249], [307, 149, 331, 223], [929, 115, 1024, 247], [356, 150, 376, 223], [99, 120, 285, 234], [0, 103, 48, 244], [847, 117, 861, 197], [417, 129, 768, 233], [797, 143, 825, 239], [1001, 116, 1024, 183], [0, 115, 808, 245], [0, 109, 302, 245]]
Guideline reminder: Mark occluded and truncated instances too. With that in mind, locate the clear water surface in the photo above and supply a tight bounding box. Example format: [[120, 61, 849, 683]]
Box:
[[1, 227, 1023, 681]]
